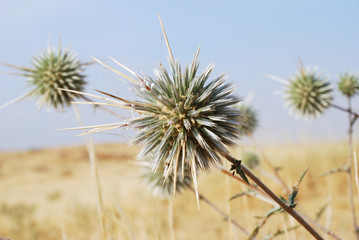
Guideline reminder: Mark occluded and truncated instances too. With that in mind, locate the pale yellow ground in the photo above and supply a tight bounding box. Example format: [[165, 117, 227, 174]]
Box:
[[0, 141, 356, 239]]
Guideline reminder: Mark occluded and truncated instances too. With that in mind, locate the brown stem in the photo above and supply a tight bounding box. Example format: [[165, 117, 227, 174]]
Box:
[[347, 96, 359, 240], [188, 186, 252, 238], [224, 154, 324, 240], [331, 103, 359, 119], [222, 162, 342, 239]]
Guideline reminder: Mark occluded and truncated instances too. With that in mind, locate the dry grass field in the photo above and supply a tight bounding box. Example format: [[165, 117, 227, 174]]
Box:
[[0, 141, 356, 239]]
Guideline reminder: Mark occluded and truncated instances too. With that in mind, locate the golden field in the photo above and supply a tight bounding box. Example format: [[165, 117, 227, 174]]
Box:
[[0, 141, 356, 240]]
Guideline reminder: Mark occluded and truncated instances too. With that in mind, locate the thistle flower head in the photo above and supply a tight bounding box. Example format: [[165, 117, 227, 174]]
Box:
[[241, 151, 260, 169], [2, 43, 86, 111], [338, 73, 359, 98], [131, 53, 241, 176], [238, 104, 258, 136], [28, 45, 86, 110], [283, 65, 333, 118]]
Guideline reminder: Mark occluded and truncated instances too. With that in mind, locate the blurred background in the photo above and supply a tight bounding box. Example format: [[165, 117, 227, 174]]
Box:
[[1, 0, 359, 150]]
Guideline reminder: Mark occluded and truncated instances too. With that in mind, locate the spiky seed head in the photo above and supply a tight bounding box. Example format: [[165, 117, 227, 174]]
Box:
[[241, 151, 260, 169], [238, 104, 258, 136], [142, 155, 192, 198], [283, 65, 333, 118], [338, 73, 359, 98], [26, 45, 86, 110], [130, 53, 241, 182]]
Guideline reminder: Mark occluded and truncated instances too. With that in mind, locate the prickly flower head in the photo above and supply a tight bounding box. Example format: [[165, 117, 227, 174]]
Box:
[[1, 44, 86, 111], [72, 49, 241, 193], [131, 52, 241, 183], [241, 151, 260, 170], [283, 65, 333, 118], [25, 45, 86, 110], [338, 73, 359, 97], [238, 104, 258, 136]]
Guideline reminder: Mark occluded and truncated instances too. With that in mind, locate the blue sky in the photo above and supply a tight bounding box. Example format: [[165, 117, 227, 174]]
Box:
[[1, 0, 359, 150]]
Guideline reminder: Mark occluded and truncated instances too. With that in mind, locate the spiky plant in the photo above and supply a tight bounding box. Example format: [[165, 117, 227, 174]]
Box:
[[338, 73, 359, 98], [241, 151, 260, 170], [64, 48, 241, 198], [238, 104, 258, 136], [133, 53, 241, 175], [1, 44, 86, 111], [282, 65, 333, 118]]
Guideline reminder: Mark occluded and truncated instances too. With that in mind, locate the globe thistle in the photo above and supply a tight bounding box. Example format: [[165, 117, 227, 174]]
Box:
[[281, 65, 333, 118], [338, 73, 359, 98], [142, 155, 192, 198], [241, 151, 260, 170], [132, 54, 241, 173], [1, 43, 86, 111], [238, 104, 258, 136], [63, 39, 241, 201]]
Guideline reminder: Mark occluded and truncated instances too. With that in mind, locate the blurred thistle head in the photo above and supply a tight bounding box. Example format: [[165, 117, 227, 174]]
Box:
[[278, 63, 333, 118], [1, 42, 86, 111], [338, 72, 359, 98], [238, 103, 258, 136], [63, 17, 241, 202], [142, 155, 192, 198], [241, 151, 260, 169]]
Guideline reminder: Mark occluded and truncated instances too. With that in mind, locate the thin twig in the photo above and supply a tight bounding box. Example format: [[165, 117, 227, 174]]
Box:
[[330, 103, 359, 118], [346, 96, 359, 240], [354, 151, 359, 204], [248, 207, 281, 239], [73, 104, 108, 240], [318, 166, 349, 178], [225, 161, 233, 240]]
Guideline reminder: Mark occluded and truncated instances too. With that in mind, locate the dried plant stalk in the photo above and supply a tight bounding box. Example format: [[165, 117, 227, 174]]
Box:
[[73, 105, 107, 240]]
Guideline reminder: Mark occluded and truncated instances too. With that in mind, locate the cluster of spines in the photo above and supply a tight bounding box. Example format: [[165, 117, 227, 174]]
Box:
[[283, 66, 333, 118], [130, 55, 241, 180], [338, 73, 359, 98], [238, 104, 258, 136], [28, 46, 86, 110]]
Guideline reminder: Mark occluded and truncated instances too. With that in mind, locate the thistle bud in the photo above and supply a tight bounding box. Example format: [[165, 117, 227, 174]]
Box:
[[283, 65, 333, 118], [338, 73, 359, 98]]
